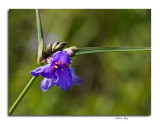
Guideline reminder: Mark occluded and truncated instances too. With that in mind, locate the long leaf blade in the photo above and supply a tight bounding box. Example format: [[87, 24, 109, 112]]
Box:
[[72, 47, 151, 56], [36, 9, 44, 65]]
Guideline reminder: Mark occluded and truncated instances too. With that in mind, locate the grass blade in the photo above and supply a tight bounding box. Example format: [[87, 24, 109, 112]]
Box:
[[36, 9, 44, 65], [72, 47, 151, 56]]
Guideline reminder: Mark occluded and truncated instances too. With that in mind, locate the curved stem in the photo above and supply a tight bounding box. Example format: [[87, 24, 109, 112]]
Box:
[[9, 76, 37, 115]]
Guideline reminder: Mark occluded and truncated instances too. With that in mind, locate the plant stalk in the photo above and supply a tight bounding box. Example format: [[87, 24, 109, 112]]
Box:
[[9, 76, 37, 115]]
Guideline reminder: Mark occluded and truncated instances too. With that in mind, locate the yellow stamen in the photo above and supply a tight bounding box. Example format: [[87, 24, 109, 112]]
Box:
[[61, 69, 63, 71], [55, 62, 57, 64], [54, 65, 58, 68], [58, 62, 60, 64]]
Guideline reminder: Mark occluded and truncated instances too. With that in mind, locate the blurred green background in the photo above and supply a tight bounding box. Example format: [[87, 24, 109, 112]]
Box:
[[9, 9, 151, 115]]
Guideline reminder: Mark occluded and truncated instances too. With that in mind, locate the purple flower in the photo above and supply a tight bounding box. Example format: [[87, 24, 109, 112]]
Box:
[[30, 51, 82, 92]]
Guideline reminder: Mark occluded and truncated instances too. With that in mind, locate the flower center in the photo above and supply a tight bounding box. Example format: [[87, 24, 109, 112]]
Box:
[[54, 62, 64, 71], [54, 65, 58, 68]]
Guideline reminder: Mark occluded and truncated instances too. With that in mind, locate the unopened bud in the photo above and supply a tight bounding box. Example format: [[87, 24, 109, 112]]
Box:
[[42, 49, 47, 58], [55, 42, 67, 51], [46, 43, 52, 55], [63, 48, 74, 56], [52, 41, 59, 51], [69, 46, 78, 50], [46, 57, 52, 64]]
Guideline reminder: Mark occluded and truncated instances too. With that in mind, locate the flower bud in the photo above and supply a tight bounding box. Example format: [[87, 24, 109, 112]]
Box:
[[42, 48, 47, 58], [46, 57, 52, 64], [55, 42, 67, 51], [69, 46, 78, 50], [46, 43, 52, 55], [52, 41, 59, 51], [63, 48, 74, 56]]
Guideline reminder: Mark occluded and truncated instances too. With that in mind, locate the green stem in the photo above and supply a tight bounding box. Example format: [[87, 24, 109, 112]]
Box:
[[9, 76, 37, 115]]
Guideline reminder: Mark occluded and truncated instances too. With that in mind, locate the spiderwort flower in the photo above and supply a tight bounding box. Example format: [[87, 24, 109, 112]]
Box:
[[30, 51, 82, 92]]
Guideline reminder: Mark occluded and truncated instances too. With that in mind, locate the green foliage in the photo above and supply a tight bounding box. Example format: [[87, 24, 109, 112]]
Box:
[[36, 9, 45, 65], [73, 47, 151, 56]]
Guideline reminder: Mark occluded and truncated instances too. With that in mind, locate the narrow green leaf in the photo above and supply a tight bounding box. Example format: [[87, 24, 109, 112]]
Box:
[[36, 9, 44, 65], [72, 47, 151, 56]]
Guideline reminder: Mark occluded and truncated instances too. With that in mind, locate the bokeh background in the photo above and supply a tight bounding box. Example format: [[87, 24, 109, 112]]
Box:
[[9, 9, 151, 115]]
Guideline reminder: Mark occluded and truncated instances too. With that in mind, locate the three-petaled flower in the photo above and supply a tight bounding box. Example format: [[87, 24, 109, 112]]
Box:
[[30, 51, 82, 92]]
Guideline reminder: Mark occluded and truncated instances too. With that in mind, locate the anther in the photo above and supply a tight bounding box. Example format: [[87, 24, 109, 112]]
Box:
[[54, 65, 58, 68]]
